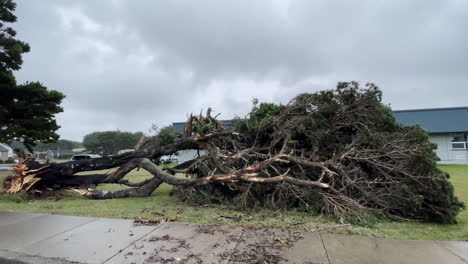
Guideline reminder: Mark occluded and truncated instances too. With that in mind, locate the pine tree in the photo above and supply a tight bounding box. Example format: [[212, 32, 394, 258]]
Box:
[[0, 0, 64, 150]]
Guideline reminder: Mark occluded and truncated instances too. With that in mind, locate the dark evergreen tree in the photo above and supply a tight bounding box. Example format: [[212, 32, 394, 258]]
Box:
[[0, 0, 64, 150]]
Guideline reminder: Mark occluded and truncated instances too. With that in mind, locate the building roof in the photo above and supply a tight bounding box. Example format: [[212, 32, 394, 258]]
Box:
[[0, 145, 8, 152], [393, 107, 468, 133]]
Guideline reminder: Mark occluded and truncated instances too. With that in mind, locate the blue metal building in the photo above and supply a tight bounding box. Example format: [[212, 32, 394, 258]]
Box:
[[394, 107, 468, 164]]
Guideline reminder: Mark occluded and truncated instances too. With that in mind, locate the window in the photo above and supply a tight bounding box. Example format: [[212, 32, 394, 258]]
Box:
[[452, 142, 467, 149], [451, 133, 468, 149]]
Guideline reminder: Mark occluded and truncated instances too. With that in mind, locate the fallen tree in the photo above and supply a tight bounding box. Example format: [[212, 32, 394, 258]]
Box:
[[3, 82, 464, 224]]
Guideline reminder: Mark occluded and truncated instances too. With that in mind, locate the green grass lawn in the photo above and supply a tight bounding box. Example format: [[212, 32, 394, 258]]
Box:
[[0, 164, 466, 240]]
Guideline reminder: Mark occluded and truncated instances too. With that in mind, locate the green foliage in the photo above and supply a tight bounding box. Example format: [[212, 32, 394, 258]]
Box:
[[0, 190, 31, 203], [233, 98, 285, 134], [0, 0, 30, 72], [198, 123, 215, 136], [197, 82, 464, 224], [270, 82, 398, 152], [154, 126, 176, 146], [0, 0, 64, 150], [5, 158, 14, 163], [0, 158, 15, 164], [0, 75, 65, 150], [82, 131, 144, 156]]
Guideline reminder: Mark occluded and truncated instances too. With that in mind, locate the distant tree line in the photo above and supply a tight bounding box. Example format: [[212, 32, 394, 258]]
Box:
[[9, 139, 82, 152], [83, 131, 144, 156], [33, 140, 82, 152], [9, 130, 145, 157]]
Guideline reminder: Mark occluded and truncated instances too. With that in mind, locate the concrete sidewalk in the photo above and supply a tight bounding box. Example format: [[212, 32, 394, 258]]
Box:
[[0, 211, 466, 264]]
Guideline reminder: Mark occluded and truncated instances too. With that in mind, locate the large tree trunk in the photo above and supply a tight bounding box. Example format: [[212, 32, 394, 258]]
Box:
[[4, 131, 241, 196], [3, 84, 464, 224]]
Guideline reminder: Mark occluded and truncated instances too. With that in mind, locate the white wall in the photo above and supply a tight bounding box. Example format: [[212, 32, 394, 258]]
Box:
[[0, 152, 8, 161], [429, 133, 468, 164], [176, 150, 206, 164], [0, 144, 14, 158], [429, 134, 450, 162]]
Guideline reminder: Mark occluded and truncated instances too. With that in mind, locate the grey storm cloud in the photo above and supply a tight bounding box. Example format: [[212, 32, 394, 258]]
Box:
[[12, 0, 468, 141]]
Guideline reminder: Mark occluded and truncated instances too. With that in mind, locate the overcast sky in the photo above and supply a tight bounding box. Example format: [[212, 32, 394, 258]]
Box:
[[13, 0, 468, 141]]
